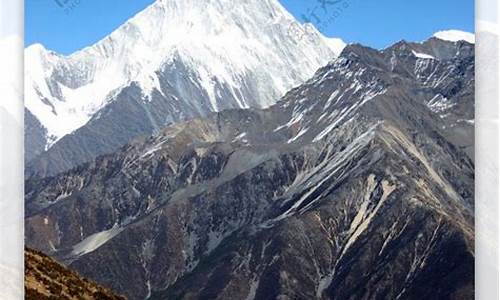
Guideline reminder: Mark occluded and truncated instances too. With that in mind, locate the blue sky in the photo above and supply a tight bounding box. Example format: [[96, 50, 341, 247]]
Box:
[[26, 0, 474, 54]]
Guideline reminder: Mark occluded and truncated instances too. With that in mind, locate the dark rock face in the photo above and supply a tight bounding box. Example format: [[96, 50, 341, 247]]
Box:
[[25, 38, 474, 300]]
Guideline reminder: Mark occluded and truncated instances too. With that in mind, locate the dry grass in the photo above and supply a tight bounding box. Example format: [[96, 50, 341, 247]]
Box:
[[25, 248, 126, 300]]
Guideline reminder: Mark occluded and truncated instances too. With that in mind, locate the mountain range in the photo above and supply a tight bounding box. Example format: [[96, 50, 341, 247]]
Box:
[[24, 0, 345, 177], [25, 7, 475, 296]]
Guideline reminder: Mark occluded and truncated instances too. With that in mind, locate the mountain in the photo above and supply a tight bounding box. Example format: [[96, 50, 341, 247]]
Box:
[[25, 248, 125, 299], [25, 36, 474, 300], [434, 30, 475, 44], [24, 0, 345, 175]]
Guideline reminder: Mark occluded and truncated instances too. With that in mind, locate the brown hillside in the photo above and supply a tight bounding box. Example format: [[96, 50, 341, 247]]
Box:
[[25, 248, 126, 300]]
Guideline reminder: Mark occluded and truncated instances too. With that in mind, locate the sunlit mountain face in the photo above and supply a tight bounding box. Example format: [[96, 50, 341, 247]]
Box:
[[24, 0, 345, 174]]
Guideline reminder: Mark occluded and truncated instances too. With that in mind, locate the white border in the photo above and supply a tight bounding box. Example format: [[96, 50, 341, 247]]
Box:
[[476, 0, 500, 299], [0, 0, 23, 299]]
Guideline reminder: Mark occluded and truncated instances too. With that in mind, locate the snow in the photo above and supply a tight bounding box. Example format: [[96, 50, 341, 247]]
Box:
[[463, 119, 474, 124], [273, 123, 380, 223], [25, 0, 345, 149], [424, 64, 456, 88], [287, 127, 309, 143], [141, 139, 168, 158], [274, 105, 308, 131], [71, 226, 123, 257], [323, 37, 347, 55], [24, 43, 125, 147], [433, 30, 475, 44], [412, 50, 435, 60], [313, 86, 386, 142], [232, 132, 248, 142], [427, 94, 456, 113]]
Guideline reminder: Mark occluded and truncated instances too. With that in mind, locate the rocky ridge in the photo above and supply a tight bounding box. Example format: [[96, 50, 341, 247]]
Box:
[[25, 37, 474, 300]]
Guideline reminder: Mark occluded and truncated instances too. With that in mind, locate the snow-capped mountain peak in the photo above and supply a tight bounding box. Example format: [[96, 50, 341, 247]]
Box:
[[25, 0, 345, 150], [433, 30, 475, 44]]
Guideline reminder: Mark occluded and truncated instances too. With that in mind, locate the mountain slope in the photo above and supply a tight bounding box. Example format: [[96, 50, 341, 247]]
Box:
[[25, 248, 125, 300], [25, 0, 345, 176], [25, 37, 474, 300]]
